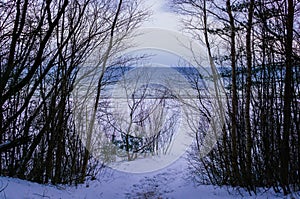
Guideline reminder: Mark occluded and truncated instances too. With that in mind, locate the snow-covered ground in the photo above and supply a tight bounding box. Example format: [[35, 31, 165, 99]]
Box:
[[1, 155, 299, 199]]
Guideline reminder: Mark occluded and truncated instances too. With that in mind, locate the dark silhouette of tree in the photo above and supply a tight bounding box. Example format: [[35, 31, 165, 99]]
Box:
[[171, 0, 300, 195], [0, 0, 148, 184]]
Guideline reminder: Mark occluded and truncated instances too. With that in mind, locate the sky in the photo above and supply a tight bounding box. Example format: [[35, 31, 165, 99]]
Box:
[[125, 0, 209, 68], [142, 0, 181, 30], [124, 0, 210, 72]]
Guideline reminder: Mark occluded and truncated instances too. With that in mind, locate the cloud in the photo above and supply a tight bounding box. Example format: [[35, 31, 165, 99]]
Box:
[[142, 0, 180, 30]]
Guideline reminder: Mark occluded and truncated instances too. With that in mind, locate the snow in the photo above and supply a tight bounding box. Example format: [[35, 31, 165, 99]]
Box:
[[1, 155, 299, 199]]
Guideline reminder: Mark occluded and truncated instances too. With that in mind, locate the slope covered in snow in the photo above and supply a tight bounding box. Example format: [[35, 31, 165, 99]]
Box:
[[1, 155, 299, 199]]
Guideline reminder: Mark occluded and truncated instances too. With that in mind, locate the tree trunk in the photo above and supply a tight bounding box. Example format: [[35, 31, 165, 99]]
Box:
[[281, 0, 294, 194], [226, 0, 239, 185], [245, 0, 254, 190], [80, 0, 124, 182]]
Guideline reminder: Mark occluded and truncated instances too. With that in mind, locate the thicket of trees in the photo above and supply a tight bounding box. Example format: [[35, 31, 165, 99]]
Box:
[[0, 0, 148, 184], [1, 0, 300, 196], [171, 0, 300, 195]]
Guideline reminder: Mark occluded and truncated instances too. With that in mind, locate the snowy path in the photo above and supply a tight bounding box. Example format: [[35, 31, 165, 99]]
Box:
[[0, 156, 298, 199]]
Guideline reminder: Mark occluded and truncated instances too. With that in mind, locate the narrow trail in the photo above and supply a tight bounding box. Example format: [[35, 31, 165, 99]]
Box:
[[92, 156, 191, 199]]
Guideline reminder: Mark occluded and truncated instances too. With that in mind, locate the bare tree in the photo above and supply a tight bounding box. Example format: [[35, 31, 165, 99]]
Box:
[[98, 66, 179, 161], [281, 0, 295, 194], [0, 0, 149, 184], [72, 0, 149, 181], [171, 0, 300, 195]]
